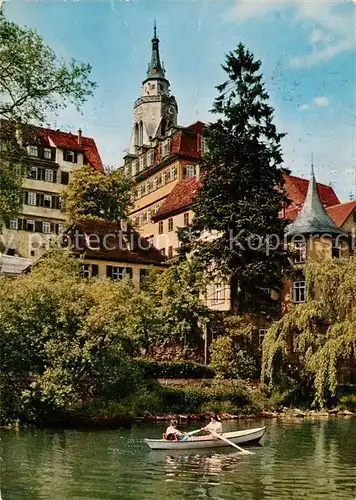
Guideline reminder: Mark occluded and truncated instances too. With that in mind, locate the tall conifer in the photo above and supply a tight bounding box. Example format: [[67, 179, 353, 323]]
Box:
[[193, 44, 290, 315]]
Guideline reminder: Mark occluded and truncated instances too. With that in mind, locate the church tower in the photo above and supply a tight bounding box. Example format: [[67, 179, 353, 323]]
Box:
[[129, 22, 178, 154]]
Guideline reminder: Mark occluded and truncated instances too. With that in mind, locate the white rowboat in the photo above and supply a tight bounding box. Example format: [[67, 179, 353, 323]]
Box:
[[145, 426, 266, 450]]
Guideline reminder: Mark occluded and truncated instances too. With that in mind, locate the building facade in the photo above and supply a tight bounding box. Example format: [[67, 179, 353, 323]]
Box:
[[1, 126, 103, 259]]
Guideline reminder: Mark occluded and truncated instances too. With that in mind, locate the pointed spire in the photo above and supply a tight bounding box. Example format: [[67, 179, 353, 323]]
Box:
[[144, 22, 167, 83], [286, 165, 344, 236]]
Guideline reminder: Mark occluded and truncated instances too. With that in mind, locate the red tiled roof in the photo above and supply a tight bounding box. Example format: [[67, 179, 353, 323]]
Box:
[[64, 219, 166, 265], [152, 173, 341, 223], [153, 177, 200, 220], [284, 175, 339, 208], [326, 200, 356, 227], [32, 126, 103, 172]]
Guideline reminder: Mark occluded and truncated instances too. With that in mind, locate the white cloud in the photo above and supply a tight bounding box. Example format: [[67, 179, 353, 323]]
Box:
[[313, 96, 329, 107], [299, 104, 310, 110], [228, 0, 355, 67]]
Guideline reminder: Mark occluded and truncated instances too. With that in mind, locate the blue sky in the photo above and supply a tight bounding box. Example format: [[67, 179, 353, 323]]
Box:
[[4, 0, 355, 201]]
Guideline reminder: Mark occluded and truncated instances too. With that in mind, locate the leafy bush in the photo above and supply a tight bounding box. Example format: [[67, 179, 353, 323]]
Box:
[[210, 337, 259, 379], [136, 359, 215, 379]]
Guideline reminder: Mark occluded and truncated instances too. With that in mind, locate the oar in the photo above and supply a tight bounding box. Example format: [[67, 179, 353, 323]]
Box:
[[186, 428, 202, 436], [210, 430, 254, 455]]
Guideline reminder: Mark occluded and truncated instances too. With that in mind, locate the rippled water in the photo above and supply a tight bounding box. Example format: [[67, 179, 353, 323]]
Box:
[[1, 418, 356, 499]]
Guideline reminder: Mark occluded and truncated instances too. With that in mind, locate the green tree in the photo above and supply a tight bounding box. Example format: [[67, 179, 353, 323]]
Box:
[[192, 43, 290, 314], [0, 248, 143, 422], [61, 165, 132, 223], [0, 12, 96, 225], [262, 257, 356, 407], [146, 259, 211, 356]]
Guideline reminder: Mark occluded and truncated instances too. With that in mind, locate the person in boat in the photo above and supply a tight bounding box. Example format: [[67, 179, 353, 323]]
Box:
[[165, 419, 186, 441], [200, 414, 223, 437]]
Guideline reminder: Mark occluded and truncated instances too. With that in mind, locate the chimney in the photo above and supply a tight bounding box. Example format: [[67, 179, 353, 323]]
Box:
[[77, 128, 82, 146]]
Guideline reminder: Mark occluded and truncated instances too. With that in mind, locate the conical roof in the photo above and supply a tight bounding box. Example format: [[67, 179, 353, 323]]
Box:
[[143, 22, 167, 83], [286, 167, 344, 236]]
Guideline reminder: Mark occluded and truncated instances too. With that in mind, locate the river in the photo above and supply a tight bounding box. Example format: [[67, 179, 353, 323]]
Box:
[[1, 418, 355, 499]]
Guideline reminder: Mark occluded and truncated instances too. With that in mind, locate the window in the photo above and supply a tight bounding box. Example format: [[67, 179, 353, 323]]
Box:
[[139, 213, 144, 226], [184, 213, 189, 226], [139, 156, 145, 172], [82, 264, 91, 278], [43, 148, 52, 160], [146, 208, 151, 223], [43, 194, 52, 208], [64, 150, 77, 163], [112, 267, 133, 281], [158, 221, 164, 234], [201, 136, 209, 154], [137, 186, 142, 199], [332, 240, 341, 258], [45, 169, 53, 182], [292, 281, 306, 304], [161, 139, 170, 158], [9, 219, 18, 230], [146, 151, 152, 167], [26, 220, 35, 232], [213, 282, 225, 304], [170, 165, 177, 181], [259, 329, 268, 348], [162, 171, 167, 186], [168, 218, 173, 232], [140, 268, 149, 285], [28, 192, 37, 206], [29, 167, 38, 180], [145, 181, 149, 195], [58, 224, 64, 234], [42, 221, 51, 234], [294, 241, 307, 263], [167, 246, 173, 258], [185, 165, 195, 178], [61, 171, 69, 185], [29, 146, 38, 157], [153, 176, 158, 190]]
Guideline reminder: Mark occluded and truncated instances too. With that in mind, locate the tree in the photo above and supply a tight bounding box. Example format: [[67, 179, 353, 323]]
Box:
[[0, 12, 96, 225], [210, 315, 259, 379], [61, 165, 132, 223], [0, 248, 143, 422], [262, 257, 356, 407], [146, 259, 211, 356], [0, 13, 96, 123], [191, 43, 290, 314]]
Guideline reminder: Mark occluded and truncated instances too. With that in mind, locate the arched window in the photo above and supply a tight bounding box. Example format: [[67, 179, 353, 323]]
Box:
[[161, 119, 166, 137], [134, 123, 139, 147], [139, 121, 143, 146]]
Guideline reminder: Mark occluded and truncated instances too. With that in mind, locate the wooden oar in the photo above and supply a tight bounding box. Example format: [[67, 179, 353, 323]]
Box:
[[186, 428, 202, 436], [210, 430, 254, 455]]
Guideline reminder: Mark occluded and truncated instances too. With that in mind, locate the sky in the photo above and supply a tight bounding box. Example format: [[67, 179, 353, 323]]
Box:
[[4, 0, 356, 201]]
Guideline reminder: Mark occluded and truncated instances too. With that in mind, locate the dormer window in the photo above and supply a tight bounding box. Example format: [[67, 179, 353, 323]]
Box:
[[201, 136, 209, 154], [161, 139, 170, 158], [64, 150, 77, 163]]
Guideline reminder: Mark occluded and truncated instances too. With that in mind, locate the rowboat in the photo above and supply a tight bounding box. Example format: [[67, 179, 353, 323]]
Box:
[[145, 426, 266, 450]]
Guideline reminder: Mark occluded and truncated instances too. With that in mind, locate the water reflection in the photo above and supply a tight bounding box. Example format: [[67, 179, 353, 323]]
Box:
[[1, 419, 356, 500]]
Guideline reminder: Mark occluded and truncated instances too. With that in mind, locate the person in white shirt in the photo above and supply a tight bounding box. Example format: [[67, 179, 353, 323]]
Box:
[[201, 414, 223, 436], [165, 419, 185, 441]]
